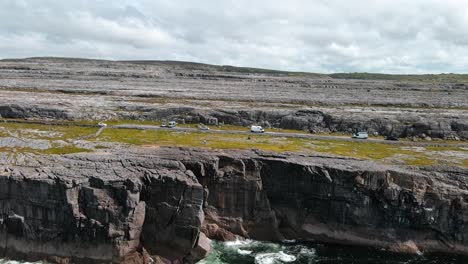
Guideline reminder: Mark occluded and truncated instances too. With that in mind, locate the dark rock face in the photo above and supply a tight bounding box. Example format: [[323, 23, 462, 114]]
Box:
[[0, 153, 208, 263], [179, 149, 468, 255], [141, 169, 205, 260], [0, 104, 71, 120], [0, 147, 467, 263]]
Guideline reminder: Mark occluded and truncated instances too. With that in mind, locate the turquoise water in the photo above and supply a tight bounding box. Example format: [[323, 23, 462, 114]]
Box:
[[197, 239, 468, 264]]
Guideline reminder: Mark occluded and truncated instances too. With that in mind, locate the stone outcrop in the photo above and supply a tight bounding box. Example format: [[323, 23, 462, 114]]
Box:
[[0, 151, 208, 263], [0, 104, 71, 120], [0, 103, 466, 140], [0, 147, 467, 262]]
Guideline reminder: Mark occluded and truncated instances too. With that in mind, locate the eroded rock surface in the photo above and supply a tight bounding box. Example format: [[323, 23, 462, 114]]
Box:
[[0, 58, 466, 139], [178, 148, 468, 255], [0, 150, 207, 263], [0, 147, 467, 262]]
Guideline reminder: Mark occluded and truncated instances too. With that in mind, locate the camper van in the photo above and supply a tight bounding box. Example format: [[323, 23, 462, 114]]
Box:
[[352, 131, 368, 139], [168, 121, 177, 128], [250, 125, 265, 133]]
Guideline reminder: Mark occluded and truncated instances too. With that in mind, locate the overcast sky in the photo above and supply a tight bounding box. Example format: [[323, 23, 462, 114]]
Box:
[[0, 0, 467, 73]]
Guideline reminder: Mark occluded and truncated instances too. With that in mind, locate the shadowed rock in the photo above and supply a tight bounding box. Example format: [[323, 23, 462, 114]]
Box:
[[0, 147, 466, 262]]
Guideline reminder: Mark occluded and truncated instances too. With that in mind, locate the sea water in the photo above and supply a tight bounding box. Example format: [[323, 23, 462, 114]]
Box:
[[2, 240, 467, 264], [0, 261, 43, 264], [197, 239, 468, 264]]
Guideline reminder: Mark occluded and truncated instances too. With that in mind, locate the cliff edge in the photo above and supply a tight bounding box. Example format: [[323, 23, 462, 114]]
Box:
[[0, 147, 466, 262]]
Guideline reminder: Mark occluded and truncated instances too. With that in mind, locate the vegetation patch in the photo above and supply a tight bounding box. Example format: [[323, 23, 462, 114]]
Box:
[[0, 121, 98, 140], [0, 121, 465, 167], [40, 146, 92, 155]]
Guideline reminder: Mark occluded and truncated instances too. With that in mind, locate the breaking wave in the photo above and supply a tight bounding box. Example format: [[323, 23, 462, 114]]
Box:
[[198, 238, 468, 264], [0, 261, 43, 264], [254, 251, 296, 264]]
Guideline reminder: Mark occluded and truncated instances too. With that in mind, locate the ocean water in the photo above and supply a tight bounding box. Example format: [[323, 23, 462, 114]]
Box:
[[1, 240, 467, 264], [197, 239, 468, 264], [0, 261, 43, 264]]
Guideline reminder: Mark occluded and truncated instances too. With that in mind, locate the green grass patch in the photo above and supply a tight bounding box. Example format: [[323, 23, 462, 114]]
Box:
[[97, 128, 307, 153], [462, 159, 468, 167], [313, 140, 405, 160], [0, 121, 465, 168], [94, 145, 110, 149], [0, 122, 98, 140], [40, 146, 92, 155], [402, 156, 437, 166], [0, 145, 91, 155]]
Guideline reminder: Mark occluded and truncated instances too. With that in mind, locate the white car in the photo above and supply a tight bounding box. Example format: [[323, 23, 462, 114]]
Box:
[[198, 124, 210, 130], [352, 131, 368, 139], [250, 125, 265, 133], [98, 122, 107, 127]]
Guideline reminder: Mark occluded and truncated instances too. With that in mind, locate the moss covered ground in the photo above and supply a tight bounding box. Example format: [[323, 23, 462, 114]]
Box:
[[0, 121, 465, 167]]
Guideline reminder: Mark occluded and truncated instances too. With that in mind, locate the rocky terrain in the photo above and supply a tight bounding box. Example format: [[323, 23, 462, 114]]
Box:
[[0, 147, 467, 263], [0, 58, 466, 140], [0, 57, 466, 263]]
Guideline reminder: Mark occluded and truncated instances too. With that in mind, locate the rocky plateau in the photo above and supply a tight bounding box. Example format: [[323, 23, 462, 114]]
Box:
[[0, 58, 466, 263], [0, 58, 466, 140]]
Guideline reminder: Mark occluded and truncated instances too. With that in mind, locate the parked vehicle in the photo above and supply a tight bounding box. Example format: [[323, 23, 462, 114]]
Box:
[[352, 131, 368, 139], [385, 135, 399, 141], [98, 122, 107, 127], [198, 123, 210, 130], [168, 121, 177, 128], [250, 125, 265, 133]]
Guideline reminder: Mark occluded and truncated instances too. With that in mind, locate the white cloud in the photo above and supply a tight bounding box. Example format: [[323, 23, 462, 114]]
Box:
[[0, 0, 467, 73]]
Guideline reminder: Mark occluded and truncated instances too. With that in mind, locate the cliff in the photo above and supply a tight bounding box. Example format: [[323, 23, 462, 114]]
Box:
[[0, 150, 209, 263], [183, 150, 468, 255], [0, 147, 467, 263]]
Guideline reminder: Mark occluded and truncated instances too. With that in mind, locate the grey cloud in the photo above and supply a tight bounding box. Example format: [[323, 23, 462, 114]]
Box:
[[0, 0, 467, 73]]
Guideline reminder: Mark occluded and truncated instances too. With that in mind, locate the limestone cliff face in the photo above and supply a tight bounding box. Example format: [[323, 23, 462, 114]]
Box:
[[0, 152, 208, 263], [0, 147, 467, 263], [180, 149, 468, 255]]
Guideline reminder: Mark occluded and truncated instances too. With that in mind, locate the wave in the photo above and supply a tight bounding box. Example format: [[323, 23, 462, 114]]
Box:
[[254, 251, 296, 264], [0, 261, 43, 264], [225, 238, 254, 247], [237, 249, 253, 255]]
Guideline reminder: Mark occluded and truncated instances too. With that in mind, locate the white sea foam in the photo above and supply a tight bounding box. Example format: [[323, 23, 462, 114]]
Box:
[[237, 248, 253, 255], [0, 261, 43, 264], [254, 251, 296, 264], [225, 238, 253, 247]]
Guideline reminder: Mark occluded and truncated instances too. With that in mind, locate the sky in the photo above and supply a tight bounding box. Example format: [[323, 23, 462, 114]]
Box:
[[0, 0, 467, 74]]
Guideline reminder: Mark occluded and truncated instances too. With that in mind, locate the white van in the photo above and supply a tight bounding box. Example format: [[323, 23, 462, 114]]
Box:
[[352, 131, 368, 139], [250, 125, 265, 133], [168, 121, 177, 128]]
